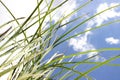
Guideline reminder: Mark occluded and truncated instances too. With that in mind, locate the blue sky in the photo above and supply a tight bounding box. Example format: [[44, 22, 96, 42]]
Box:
[[51, 0, 120, 80], [0, 0, 120, 80]]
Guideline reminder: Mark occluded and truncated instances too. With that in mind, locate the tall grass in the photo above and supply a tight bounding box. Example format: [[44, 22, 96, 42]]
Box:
[[0, 0, 120, 80]]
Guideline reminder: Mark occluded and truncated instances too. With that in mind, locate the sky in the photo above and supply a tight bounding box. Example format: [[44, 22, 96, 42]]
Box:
[[0, 0, 120, 80]]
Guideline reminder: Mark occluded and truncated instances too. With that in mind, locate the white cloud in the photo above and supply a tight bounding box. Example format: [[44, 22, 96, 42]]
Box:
[[105, 37, 120, 45], [85, 2, 120, 29], [95, 3, 120, 26], [69, 32, 92, 52], [68, 31, 105, 61]]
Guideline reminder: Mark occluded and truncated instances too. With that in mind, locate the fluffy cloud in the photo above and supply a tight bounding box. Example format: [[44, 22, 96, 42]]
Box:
[[95, 3, 120, 26], [69, 32, 92, 52], [85, 2, 120, 29], [68, 29, 106, 61], [105, 37, 120, 45]]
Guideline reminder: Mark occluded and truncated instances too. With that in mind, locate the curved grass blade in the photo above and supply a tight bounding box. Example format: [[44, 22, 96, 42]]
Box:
[[75, 54, 120, 80], [53, 4, 120, 46], [54, 19, 120, 47]]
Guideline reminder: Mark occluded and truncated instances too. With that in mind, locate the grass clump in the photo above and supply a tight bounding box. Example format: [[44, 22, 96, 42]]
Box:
[[0, 0, 120, 80]]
